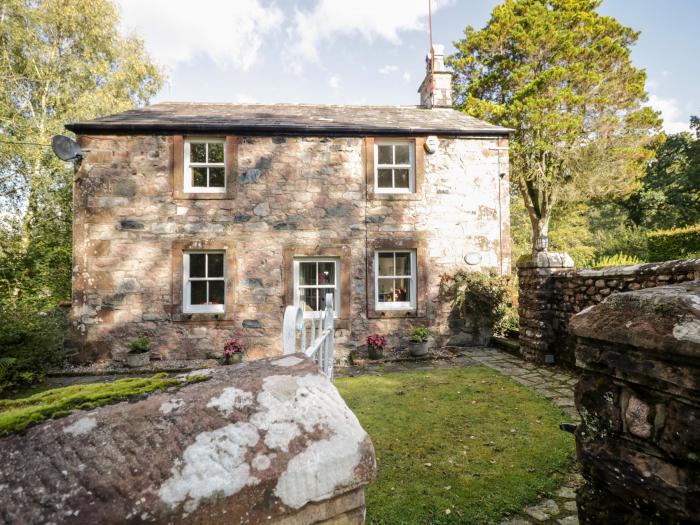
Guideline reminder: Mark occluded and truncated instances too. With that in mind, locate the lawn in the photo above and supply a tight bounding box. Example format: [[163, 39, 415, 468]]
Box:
[[0, 373, 207, 435], [335, 367, 575, 525]]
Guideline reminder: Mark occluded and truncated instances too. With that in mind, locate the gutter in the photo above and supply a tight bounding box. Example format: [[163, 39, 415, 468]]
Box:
[[64, 122, 513, 138]]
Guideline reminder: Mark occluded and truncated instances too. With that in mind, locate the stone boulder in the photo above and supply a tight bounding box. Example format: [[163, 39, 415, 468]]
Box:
[[0, 355, 376, 524]]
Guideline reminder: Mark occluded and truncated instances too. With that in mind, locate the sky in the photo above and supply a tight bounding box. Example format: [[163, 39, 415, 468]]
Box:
[[115, 0, 699, 134]]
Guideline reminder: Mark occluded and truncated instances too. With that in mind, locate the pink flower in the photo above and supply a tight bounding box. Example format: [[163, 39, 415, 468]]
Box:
[[224, 337, 246, 356], [367, 334, 387, 349]]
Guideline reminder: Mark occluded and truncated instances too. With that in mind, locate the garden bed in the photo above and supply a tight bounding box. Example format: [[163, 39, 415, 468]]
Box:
[[335, 366, 575, 524]]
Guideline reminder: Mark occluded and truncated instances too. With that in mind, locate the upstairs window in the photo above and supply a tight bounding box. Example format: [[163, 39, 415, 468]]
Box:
[[183, 251, 226, 313], [293, 258, 340, 318], [374, 141, 415, 193], [375, 250, 416, 310], [184, 139, 226, 193]]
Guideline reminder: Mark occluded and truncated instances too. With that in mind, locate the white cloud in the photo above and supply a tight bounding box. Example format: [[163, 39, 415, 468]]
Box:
[[402, 71, 411, 83], [116, 0, 283, 71], [328, 75, 341, 89], [648, 93, 692, 134], [378, 65, 399, 75], [286, 0, 454, 71]]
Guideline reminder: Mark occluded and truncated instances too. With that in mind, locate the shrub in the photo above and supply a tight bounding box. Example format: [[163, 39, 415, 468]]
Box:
[[647, 224, 700, 262], [223, 337, 246, 357], [0, 302, 67, 394], [127, 336, 151, 354], [409, 325, 431, 343], [367, 334, 387, 350], [440, 271, 518, 337], [591, 253, 643, 269]]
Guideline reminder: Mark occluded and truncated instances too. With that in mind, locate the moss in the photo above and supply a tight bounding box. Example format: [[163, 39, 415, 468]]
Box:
[[0, 373, 209, 435], [335, 367, 575, 525]]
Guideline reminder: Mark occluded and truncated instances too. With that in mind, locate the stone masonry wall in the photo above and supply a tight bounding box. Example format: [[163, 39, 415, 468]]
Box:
[[72, 134, 510, 362], [0, 354, 377, 524], [569, 282, 700, 524], [518, 257, 700, 366]]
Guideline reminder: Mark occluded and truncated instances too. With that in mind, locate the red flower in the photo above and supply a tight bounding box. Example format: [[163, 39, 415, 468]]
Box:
[[224, 337, 246, 356], [367, 334, 387, 349]]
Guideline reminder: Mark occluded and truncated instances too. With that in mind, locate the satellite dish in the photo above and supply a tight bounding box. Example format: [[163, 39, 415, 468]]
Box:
[[51, 135, 83, 161]]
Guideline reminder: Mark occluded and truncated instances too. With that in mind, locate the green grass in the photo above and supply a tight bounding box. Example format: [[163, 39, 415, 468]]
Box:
[[0, 373, 207, 435], [335, 367, 575, 525]]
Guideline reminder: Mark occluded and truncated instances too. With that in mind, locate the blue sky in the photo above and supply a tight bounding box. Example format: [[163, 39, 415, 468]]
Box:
[[116, 0, 699, 133]]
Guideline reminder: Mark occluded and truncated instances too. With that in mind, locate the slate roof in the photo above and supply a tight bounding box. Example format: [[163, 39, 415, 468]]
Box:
[[65, 102, 511, 136]]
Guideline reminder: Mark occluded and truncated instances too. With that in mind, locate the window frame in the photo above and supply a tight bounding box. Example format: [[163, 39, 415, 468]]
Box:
[[373, 140, 416, 194], [293, 257, 341, 319], [374, 250, 417, 311], [183, 251, 227, 314], [183, 137, 227, 194]]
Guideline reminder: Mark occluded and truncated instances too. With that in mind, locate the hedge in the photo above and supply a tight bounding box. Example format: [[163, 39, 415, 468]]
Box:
[[647, 224, 700, 262]]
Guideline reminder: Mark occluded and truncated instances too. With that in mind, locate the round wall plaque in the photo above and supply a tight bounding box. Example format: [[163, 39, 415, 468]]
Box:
[[464, 252, 482, 265]]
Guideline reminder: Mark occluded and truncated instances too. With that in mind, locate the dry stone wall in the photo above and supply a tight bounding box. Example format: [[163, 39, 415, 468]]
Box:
[[569, 282, 700, 524], [518, 257, 700, 366], [72, 134, 509, 362], [0, 354, 376, 525]]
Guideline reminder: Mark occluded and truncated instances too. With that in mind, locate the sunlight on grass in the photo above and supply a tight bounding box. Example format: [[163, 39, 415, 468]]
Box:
[[0, 373, 207, 435], [335, 367, 575, 525]]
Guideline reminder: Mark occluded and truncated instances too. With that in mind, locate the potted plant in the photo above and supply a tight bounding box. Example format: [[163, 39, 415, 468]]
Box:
[[408, 325, 432, 357], [366, 334, 386, 360], [127, 336, 151, 367], [223, 336, 246, 364]]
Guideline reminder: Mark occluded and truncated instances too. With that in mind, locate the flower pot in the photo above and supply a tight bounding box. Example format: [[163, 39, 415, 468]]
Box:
[[127, 351, 150, 368], [409, 340, 430, 357], [367, 345, 383, 360], [224, 353, 244, 365]]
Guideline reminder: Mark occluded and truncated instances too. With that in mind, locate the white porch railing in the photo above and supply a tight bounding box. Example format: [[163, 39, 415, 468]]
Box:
[[282, 292, 335, 380]]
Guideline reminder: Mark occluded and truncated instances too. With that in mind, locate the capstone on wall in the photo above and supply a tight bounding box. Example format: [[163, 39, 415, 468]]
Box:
[[72, 134, 510, 362], [518, 257, 700, 366]]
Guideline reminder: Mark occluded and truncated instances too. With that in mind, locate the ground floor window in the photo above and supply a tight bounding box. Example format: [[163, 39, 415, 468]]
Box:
[[183, 251, 226, 313], [375, 250, 416, 310], [293, 257, 340, 318]]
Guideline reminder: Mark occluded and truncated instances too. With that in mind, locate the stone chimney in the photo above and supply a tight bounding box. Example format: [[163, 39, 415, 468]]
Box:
[[418, 44, 452, 108]]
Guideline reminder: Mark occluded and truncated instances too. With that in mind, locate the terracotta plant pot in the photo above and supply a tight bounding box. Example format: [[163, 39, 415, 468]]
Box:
[[367, 345, 383, 360], [408, 340, 430, 357], [126, 351, 150, 368]]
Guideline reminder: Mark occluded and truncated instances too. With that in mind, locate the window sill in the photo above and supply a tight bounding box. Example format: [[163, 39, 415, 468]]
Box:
[[368, 309, 423, 320], [172, 312, 234, 323], [369, 193, 421, 202], [173, 191, 234, 200]]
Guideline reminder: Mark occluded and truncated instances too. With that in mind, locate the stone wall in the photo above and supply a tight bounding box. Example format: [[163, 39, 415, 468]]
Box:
[[569, 282, 700, 524], [518, 256, 700, 366], [72, 133, 510, 362], [0, 354, 376, 524]]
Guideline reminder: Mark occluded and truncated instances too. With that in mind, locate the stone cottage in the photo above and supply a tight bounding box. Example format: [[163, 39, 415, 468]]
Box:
[[66, 46, 511, 363]]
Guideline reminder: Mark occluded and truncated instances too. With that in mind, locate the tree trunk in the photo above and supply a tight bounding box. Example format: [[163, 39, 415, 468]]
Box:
[[529, 214, 550, 254]]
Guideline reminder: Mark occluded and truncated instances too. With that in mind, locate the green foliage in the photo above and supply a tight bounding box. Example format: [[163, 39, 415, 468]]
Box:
[[0, 302, 67, 394], [128, 336, 152, 354], [591, 253, 643, 269], [626, 119, 700, 230], [335, 367, 574, 524], [0, 0, 163, 308], [409, 325, 431, 343], [450, 0, 661, 252], [441, 271, 518, 336], [0, 373, 209, 435], [647, 225, 700, 262]]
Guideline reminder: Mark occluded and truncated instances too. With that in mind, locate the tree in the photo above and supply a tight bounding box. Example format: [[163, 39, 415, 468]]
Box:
[[0, 0, 163, 306], [626, 117, 700, 230], [449, 0, 661, 254]]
